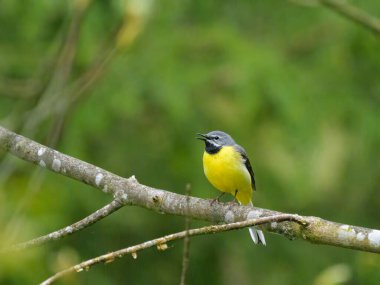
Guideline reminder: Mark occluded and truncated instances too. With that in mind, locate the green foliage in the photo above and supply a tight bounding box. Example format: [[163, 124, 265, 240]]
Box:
[[1, 0, 380, 284]]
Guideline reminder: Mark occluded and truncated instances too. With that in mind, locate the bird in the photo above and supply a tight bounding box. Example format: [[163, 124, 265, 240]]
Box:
[[197, 130, 266, 245]]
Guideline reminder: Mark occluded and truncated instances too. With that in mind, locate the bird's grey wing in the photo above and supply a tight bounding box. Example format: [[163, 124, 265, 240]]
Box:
[[234, 144, 256, 191]]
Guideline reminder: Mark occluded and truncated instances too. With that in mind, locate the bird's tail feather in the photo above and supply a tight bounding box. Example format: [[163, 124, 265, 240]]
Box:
[[247, 201, 266, 246], [248, 227, 266, 246]]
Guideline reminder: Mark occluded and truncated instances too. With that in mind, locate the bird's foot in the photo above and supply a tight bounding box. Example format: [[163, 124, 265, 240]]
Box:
[[209, 192, 226, 206], [210, 198, 219, 206]]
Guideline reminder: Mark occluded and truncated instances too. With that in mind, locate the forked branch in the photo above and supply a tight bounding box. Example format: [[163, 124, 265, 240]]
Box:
[[1, 125, 380, 255], [40, 214, 306, 285]]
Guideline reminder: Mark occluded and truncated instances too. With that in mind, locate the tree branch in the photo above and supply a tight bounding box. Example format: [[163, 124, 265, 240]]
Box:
[[5, 199, 123, 252], [320, 0, 380, 36], [1, 125, 380, 254], [40, 214, 305, 285], [180, 184, 192, 285], [292, 0, 380, 36]]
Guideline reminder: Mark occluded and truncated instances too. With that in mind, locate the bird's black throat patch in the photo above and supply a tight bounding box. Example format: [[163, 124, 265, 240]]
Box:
[[205, 141, 221, 154]]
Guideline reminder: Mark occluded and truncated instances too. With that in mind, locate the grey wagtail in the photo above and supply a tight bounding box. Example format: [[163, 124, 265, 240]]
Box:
[[197, 130, 266, 245]]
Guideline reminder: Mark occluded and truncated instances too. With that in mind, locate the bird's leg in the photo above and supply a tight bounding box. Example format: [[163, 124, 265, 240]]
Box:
[[228, 190, 239, 205], [210, 192, 225, 205]]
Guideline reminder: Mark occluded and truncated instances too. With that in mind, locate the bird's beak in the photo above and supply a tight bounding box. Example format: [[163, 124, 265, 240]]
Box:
[[196, 133, 208, 141]]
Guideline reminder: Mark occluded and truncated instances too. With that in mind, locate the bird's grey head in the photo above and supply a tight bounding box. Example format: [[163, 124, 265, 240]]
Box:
[[197, 130, 236, 154]]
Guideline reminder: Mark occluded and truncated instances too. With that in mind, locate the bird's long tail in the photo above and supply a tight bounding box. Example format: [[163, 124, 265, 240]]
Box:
[[247, 201, 266, 246]]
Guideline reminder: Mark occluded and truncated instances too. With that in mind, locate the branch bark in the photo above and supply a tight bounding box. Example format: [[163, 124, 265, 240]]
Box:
[[1, 125, 380, 254]]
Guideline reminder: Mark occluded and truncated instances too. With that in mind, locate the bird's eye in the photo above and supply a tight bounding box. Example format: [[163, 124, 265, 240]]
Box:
[[214, 136, 219, 140]]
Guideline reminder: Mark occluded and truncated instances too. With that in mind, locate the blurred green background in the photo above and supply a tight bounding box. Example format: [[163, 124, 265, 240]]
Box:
[[1, 0, 380, 284]]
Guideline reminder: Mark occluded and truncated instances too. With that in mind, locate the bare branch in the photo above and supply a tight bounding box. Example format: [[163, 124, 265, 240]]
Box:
[[319, 0, 380, 36], [40, 214, 304, 285], [1, 125, 380, 254], [292, 0, 380, 36], [5, 199, 123, 252], [180, 184, 192, 285]]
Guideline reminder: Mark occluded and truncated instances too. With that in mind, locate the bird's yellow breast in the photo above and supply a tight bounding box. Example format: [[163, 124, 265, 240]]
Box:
[[203, 146, 252, 205]]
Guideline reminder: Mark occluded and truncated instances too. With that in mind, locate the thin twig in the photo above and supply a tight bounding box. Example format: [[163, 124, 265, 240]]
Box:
[[292, 0, 380, 36], [180, 184, 192, 285], [4, 199, 123, 252], [319, 0, 380, 36], [40, 214, 306, 285], [67, 47, 117, 105]]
